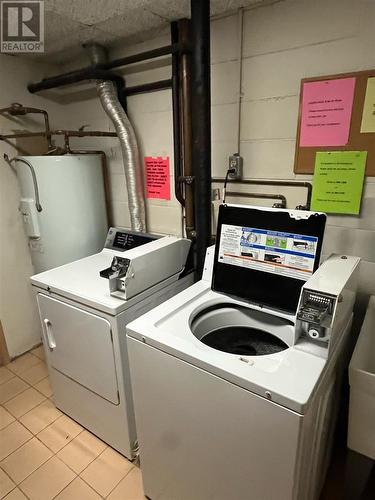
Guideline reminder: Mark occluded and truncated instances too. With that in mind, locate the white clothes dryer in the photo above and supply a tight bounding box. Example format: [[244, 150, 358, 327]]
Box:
[[31, 228, 192, 459]]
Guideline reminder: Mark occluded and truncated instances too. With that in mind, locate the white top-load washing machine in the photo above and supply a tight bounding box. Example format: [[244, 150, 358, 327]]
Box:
[[127, 204, 360, 500], [31, 228, 192, 459]]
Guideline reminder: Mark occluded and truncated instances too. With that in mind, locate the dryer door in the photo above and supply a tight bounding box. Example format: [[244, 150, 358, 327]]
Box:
[[37, 294, 119, 404]]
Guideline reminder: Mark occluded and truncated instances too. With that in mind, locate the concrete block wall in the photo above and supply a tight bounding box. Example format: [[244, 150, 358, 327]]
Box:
[[0, 55, 62, 357], [236, 0, 375, 313], [57, 0, 375, 309], [102, 0, 375, 305]]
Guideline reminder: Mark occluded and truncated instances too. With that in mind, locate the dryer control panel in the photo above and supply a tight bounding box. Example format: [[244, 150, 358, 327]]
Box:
[[104, 228, 159, 252]]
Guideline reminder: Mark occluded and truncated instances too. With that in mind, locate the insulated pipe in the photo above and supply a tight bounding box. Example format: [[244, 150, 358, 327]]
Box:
[[191, 0, 212, 277], [85, 43, 146, 233]]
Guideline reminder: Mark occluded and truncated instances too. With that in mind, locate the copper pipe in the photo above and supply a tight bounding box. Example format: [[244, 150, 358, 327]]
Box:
[[0, 130, 117, 139], [179, 18, 195, 238], [225, 191, 287, 208], [212, 177, 312, 210], [0, 103, 53, 150]]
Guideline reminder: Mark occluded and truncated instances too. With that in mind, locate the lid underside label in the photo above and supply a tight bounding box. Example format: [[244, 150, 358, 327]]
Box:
[[218, 224, 318, 281]]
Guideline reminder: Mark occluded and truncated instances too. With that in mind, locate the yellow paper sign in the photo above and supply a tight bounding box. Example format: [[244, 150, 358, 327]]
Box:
[[311, 151, 367, 215], [360, 77, 375, 133]]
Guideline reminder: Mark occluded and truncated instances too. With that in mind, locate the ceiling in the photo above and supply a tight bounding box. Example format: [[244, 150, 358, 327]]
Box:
[[32, 0, 265, 63]]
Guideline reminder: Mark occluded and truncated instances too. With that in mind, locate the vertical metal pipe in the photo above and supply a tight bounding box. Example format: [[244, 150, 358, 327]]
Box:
[[191, 0, 212, 278], [179, 19, 195, 239], [171, 21, 185, 207]]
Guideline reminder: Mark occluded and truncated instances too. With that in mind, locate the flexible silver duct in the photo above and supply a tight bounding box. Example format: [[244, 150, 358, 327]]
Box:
[[85, 43, 146, 232]]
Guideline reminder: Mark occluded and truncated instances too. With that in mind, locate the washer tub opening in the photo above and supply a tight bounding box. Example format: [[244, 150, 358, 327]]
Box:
[[190, 304, 292, 356]]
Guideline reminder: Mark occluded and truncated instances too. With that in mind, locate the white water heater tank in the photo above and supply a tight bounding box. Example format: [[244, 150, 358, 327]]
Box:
[[16, 154, 108, 273]]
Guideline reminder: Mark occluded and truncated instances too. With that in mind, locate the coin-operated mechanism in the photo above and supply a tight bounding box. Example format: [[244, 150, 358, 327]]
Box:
[[296, 254, 360, 358], [100, 234, 191, 300]]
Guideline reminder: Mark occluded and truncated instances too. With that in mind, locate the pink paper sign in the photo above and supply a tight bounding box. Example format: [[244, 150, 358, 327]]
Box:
[[145, 156, 171, 200], [300, 77, 356, 147]]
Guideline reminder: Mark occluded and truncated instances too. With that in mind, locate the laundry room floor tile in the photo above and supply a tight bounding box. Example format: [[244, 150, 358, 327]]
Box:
[[3, 487, 28, 499], [80, 447, 133, 497], [0, 378, 29, 405], [55, 477, 102, 500], [57, 429, 107, 473], [4, 388, 46, 418], [18, 362, 48, 386], [0, 406, 15, 430], [1, 437, 53, 484], [7, 354, 40, 376], [1, 351, 146, 500], [19, 399, 62, 434], [0, 421, 32, 461], [107, 466, 145, 500], [0, 467, 16, 498], [34, 377, 52, 398], [30, 345, 45, 361], [0, 367, 14, 386], [19, 456, 76, 500], [37, 414, 83, 453]]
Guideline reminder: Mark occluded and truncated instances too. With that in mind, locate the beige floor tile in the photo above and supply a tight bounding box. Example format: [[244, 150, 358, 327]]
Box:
[[0, 421, 32, 461], [0, 367, 14, 386], [34, 377, 52, 398], [7, 354, 40, 376], [4, 388, 46, 418], [1, 437, 53, 484], [19, 457, 76, 500], [0, 378, 29, 405], [55, 477, 101, 500], [18, 362, 48, 386], [107, 467, 145, 500], [19, 399, 61, 435], [3, 487, 28, 499], [0, 468, 15, 498], [30, 345, 45, 361], [80, 447, 133, 497], [37, 415, 83, 453], [57, 430, 107, 473], [0, 407, 15, 430]]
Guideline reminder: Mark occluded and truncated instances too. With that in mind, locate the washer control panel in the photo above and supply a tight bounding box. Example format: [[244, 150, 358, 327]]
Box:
[[297, 290, 336, 340]]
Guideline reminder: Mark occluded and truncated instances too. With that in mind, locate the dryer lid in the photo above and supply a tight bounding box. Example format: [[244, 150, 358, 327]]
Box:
[[212, 204, 326, 314]]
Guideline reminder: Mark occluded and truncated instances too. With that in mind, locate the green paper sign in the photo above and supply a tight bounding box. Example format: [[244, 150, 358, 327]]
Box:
[[311, 151, 367, 215]]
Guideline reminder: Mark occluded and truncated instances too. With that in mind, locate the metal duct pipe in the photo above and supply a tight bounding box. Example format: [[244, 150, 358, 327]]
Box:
[[85, 43, 146, 232]]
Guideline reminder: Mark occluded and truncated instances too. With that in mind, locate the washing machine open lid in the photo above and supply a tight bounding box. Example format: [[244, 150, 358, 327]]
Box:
[[212, 204, 326, 314]]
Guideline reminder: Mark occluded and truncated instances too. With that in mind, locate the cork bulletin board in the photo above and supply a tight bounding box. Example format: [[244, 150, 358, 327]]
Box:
[[294, 69, 375, 176]]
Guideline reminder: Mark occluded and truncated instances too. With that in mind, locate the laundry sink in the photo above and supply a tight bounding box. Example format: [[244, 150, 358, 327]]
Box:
[[348, 295, 375, 459]]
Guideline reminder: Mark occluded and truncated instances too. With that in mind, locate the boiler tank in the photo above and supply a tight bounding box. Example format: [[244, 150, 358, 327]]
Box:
[[16, 154, 108, 273]]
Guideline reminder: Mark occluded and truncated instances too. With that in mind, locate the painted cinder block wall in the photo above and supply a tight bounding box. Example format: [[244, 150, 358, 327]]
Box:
[[60, 0, 375, 301], [0, 56, 63, 357]]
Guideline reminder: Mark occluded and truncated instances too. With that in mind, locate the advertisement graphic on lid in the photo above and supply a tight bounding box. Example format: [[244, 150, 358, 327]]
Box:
[[218, 224, 318, 281]]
